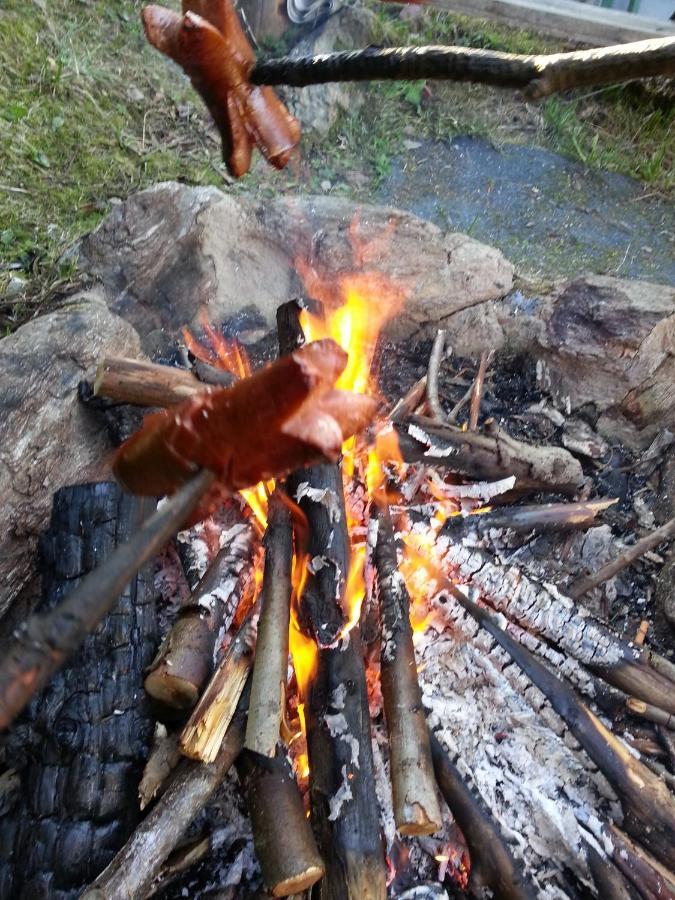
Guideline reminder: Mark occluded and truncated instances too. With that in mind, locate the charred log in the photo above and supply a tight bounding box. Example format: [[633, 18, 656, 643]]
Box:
[[443, 500, 615, 539], [237, 750, 325, 896], [428, 731, 536, 900], [584, 840, 642, 900], [81, 681, 251, 900], [0, 483, 158, 899], [599, 821, 675, 900], [374, 506, 441, 836], [393, 416, 584, 495], [145, 521, 255, 709], [0, 470, 216, 731]]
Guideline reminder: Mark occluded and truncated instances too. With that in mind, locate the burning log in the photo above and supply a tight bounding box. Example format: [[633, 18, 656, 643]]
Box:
[[432, 571, 675, 870], [444, 499, 615, 538], [0, 469, 215, 731], [145, 521, 255, 709], [373, 505, 442, 836], [427, 730, 536, 900], [236, 750, 325, 896], [434, 539, 675, 715], [568, 515, 675, 599], [0, 482, 158, 897], [279, 300, 386, 900], [245, 491, 294, 757], [94, 355, 205, 407], [251, 37, 675, 100], [180, 607, 258, 762], [394, 416, 585, 495], [82, 682, 250, 900]]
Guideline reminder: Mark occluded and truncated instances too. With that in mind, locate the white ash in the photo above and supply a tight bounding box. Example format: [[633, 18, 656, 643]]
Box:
[[407, 424, 458, 459], [294, 482, 342, 522], [308, 554, 330, 574], [323, 711, 360, 767], [328, 765, 354, 821], [426, 469, 516, 502], [330, 682, 348, 710]]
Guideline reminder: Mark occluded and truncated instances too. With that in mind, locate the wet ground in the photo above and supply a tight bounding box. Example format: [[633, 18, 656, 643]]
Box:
[[376, 136, 675, 285]]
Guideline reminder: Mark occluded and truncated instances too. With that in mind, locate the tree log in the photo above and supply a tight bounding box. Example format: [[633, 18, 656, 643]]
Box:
[[237, 750, 325, 896], [393, 416, 584, 494], [180, 608, 258, 762], [428, 730, 536, 900], [245, 491, 294, 756], [94, 355, 205, 406], [0, 469, 216, 731], [81, 682, 250, 900], [430, 569, 675, 870], [374, 505, 442, 836], [145, 522, 255, 709]]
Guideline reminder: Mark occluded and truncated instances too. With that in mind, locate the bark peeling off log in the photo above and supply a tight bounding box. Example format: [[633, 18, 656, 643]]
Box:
[[434, 536, 675, 714], [0, 483, 158, 899]]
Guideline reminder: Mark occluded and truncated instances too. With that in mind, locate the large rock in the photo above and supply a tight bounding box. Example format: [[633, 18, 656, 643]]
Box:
[[0, 291, 140, 617], [77, 182, 514, 355]]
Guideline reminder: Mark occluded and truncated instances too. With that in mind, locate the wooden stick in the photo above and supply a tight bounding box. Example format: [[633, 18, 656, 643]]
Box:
[[431, 570, 675, 870], [426, 330, 447, 424], [374, 505, 442, 836], [626, 697, 675, 731], [244, 492, 293, 757], [251, 37, 675, 100], [468, 350, 491, 432], [601, 821, 675, 900], [428, 730, 536, 900], [82, 681, 250, 900], [583, 840, 641, 900], [445, 499, 616, 537], [139, 726, 183, 810], [390, 375, 427, 423], [394, 416, 584, 494], [94, 356, 205, 406], [0, 469, 216, 731], [145, 522, 255, 709], [237, 750, 325, 896], [568, 516, 675, 599]]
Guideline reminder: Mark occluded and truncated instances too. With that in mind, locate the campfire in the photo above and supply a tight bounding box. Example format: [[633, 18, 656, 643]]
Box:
[[2, 216, 675, 900]]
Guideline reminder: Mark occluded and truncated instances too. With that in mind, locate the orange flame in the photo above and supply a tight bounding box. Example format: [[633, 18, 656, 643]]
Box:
[[339, 544, 367, 639], [183, 310, 250, 379]]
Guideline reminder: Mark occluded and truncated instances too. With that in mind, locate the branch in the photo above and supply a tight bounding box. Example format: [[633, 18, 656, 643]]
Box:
[[426, 329, 447, 424], [0, 469, 216, 731], [94, 356, 205, 407], [250, 37, 675, 99]]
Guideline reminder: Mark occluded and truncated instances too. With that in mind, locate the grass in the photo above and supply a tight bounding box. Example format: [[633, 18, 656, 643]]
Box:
[[0, 0, 672, 328]]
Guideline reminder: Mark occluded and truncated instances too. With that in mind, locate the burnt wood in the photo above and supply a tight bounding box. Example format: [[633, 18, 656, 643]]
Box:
[[0, 483, 158, 899]]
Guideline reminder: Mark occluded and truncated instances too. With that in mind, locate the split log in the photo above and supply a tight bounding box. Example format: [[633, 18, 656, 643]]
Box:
[[568, 515, 675, 599], [236, 750, 325, 896], [251, 37, 675, 99], [428, 731, 536, 900], [145, 521, 255, 709], [0, 483, 158, 897], [434, 539, 675, 715], [393, 416, 585, 495], [81, 682, 250, 900], [94, 355, 205, 407], [280, 300, 386, 900], [245, 491, 294, 756], [374, 505, 442, 836], [0, 469, 216, 731], [430, 569, 675, 870], [444, 499, 615, 538], [180, 608, 258, 762]]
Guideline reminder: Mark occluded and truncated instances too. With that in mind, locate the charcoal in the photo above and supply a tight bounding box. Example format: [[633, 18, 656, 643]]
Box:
[[0, 482, 158, 899]]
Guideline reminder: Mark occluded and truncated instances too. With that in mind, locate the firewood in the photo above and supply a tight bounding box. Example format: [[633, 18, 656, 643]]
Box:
[[251, 37, 675, 99], [180, 607, 258, 762], [139, 726, 183, 811], [245, 491, 294, 757], [145, 522, 255, 709], [81, 681, 250, 900], [568, 515, 675, 599], [426, 329, 448, 423], [626, 697, 675, 731], [374, 505, 442, 836], [279, 301, 386, 900], [94, 355, 205, 407], [430, 569, 675, 871], [428, 730, 536, 900], [468, 350, 492, 432], [583, 840, 641, 900], [394, 416, 585, 495], [237, 750, 325, 896], [599, 821, 675, 900], [389, 375, 427, 422], [146, 835, 210, 897], [435, 539, 675, 715], [444, 499, 616, 538], [0, 469, 215, 731]]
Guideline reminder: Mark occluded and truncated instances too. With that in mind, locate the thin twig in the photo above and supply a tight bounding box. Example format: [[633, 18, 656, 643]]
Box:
[[447, 380, 475, 425], [426, 329, 447, 423], [568, 516, 675, 599], [468, 350, 493, 432]]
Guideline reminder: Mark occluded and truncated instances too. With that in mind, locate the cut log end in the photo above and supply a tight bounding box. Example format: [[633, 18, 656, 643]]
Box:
[[144, 668, 201, 710], [273, 864, 325, 896], [397, 800, 442, 836]]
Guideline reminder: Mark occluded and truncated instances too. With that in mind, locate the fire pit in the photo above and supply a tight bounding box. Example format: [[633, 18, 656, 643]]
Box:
[[1, 204, 674, 900]]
